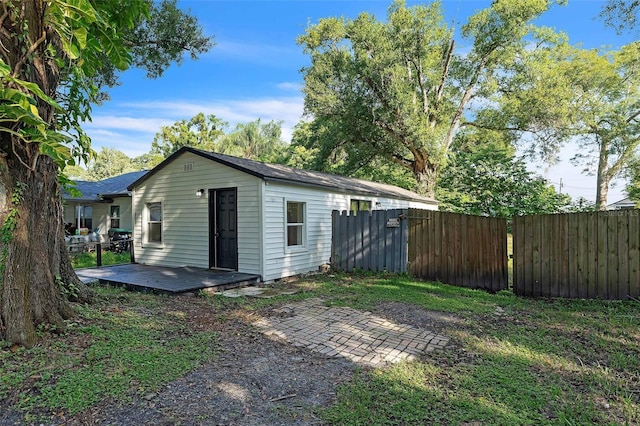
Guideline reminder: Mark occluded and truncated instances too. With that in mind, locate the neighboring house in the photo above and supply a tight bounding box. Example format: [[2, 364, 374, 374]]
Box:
[[607, 197, 637, 210], [127, 147, 438, 282], [63, 170, 148, 240]]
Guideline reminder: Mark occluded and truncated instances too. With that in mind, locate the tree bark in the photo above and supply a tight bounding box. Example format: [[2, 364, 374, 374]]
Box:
[[0, 0, 92, 347], [0, 145, 82, 346], [595, 138, 611, 211], [412, 159, 438, 199]]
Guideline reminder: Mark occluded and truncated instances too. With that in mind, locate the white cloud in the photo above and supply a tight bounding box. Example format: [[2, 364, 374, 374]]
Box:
[[276, 81, 303, 92], [85, 96, 305, 157], [84, 116, 174, 133]]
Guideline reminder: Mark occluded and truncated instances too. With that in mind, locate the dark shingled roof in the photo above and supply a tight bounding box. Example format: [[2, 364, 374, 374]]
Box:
[[128, 147, 437, 205], [65, 170, 148, 202]]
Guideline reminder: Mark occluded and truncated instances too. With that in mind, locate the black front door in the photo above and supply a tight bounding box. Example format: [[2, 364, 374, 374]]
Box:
[[209, 188, 238, 270]]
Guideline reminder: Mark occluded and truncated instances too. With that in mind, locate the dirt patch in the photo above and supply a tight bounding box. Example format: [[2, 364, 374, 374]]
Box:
[[374, 301, 465, 335], [4, 292, 458, 425], [66, 322, 354, 426]]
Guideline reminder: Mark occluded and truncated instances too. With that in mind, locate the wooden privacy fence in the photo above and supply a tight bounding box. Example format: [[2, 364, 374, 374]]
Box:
[[407, 209, 508, 292], [512, 210, 640, 300], [331, 209, 408, 273], [331, 208, 508, 293]]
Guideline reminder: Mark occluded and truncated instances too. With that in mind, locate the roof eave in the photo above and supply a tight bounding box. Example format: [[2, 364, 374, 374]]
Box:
[[263, 177, 438, 205]]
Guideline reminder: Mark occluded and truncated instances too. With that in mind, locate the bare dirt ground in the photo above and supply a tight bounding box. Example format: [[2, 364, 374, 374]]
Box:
[[2, 287, 463, 426]]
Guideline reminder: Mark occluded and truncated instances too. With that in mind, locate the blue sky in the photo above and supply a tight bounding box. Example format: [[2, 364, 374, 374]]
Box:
[[85, 0, 635, 203]]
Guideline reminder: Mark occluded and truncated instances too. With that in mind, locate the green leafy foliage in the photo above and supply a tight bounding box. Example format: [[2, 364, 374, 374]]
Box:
[[600, 0, 640, 34], [437, 146, 571, 217], [150, 113, 288, 162], [297, 0, 564, 196], [127, 0, 214, 79], [218, 118, 287, 162], [498, 41, 640, 209], [85, 147, 138, 180], [151, 112, 226, 157]]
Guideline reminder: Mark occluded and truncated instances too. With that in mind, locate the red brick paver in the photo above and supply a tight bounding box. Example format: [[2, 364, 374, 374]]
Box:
[[253, 298, 449, 367]]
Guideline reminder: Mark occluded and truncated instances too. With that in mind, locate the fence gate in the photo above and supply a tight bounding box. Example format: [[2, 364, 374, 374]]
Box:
[[407, 209, 508, 292], [331, 209, 408, 273]]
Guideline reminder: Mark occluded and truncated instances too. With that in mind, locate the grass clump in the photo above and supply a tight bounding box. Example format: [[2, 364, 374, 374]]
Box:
[[299, 273, 640, 425], [0, 286, 218, 420], [71, 250, 130, 269]]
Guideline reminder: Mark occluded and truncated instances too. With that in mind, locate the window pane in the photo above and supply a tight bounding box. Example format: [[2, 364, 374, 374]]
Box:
[[149, 223, 162, 242], [287, 225, 303, 246], [287, 202, 303, 223], [110, 206, 120, 218], [360, 201, 371, 211], [148, 203, 162, 221]]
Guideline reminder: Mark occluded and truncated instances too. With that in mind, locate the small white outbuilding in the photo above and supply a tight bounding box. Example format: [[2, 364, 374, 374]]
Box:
[[127, 147, 438, 281]]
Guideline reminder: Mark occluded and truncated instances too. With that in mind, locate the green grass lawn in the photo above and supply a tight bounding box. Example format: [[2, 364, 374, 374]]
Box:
[[1, 274, 638, 424], [71, 251, 131, 269]]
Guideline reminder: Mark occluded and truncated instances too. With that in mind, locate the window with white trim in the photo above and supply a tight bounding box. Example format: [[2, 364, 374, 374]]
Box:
[[286, 201, 305, 247], [110, 205, 120, 229], [75, 205, 93, 229], [146, 202, 162, 243]]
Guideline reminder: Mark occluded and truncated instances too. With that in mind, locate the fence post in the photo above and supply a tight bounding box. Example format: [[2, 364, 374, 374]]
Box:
[[129, 238, 135, 264], [96, 243, 102, 267]]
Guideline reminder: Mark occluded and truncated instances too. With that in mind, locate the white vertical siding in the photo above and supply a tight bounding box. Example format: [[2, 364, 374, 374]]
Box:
[[261, 183, 437, 281], [132, 151, 261, 275]]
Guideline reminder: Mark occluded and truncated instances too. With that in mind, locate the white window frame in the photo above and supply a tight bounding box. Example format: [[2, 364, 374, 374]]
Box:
[[110, 205, 120, 229], [143, 200, 163, 247], [285, 199, 306, 252]]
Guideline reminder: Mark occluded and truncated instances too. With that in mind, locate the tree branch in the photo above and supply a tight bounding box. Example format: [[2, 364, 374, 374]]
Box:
[[12, 30, 47, 79], [435, 39, 454, 106]]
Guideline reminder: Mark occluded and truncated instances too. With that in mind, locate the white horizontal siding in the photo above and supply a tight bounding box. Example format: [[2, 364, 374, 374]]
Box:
[[262, 183, 438, 281], [132, 151, 261, 275]]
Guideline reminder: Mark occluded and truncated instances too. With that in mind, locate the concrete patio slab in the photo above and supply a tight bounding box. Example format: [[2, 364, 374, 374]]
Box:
[[75, 264, 261, 293]]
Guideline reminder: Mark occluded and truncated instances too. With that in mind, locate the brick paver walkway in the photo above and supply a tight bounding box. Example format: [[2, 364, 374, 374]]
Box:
[[253, 298, 449, 367]]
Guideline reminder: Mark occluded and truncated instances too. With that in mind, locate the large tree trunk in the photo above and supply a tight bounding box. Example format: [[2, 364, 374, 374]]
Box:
[[0, 142, 90, 347], [411, 153, 438, 198], [0, 0, 92, 347], [595, 139, 611, 211], [0, 146, 78, 346]]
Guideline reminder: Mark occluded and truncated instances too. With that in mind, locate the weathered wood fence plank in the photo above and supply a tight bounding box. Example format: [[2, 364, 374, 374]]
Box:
[[407, 210, 508, 293], [331, 209, 408, 273], [513, 210, 640, 300]]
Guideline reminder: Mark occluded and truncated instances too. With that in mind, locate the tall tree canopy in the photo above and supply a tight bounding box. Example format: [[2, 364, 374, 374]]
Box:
[[151, 114, 287, 162], [151, 113, 227, 157], [218, 119, 287, 162], [601, 0, 639, 34], [502, 42, 640, 210], [297, 0, 564, 197], [437, 145, 571, 218], [0, 0, 212, 347], [85, 147, 137, 181]]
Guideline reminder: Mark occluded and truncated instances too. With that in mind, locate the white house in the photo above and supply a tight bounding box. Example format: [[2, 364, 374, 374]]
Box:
[[63, 170, 147, 239], [127, 147, 438, 282]]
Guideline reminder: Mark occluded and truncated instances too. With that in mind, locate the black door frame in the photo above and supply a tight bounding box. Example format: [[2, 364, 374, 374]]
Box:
[[208, 187, 238, 270]]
